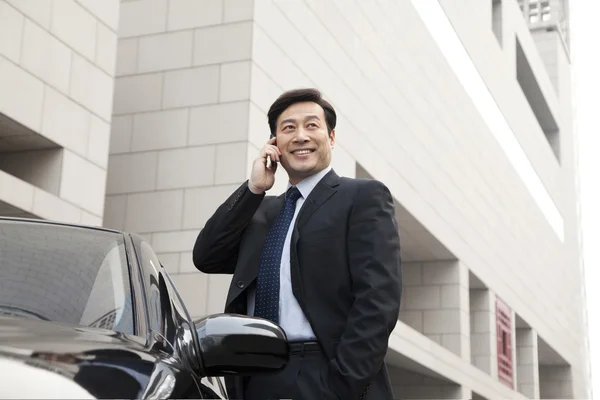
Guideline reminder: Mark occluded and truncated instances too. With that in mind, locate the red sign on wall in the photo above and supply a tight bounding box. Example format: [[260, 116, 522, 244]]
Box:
[[496, 297, 513, 389]]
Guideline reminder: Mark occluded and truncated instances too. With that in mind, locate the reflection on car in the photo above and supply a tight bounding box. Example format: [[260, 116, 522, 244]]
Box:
[[0, 217, 289, 399]]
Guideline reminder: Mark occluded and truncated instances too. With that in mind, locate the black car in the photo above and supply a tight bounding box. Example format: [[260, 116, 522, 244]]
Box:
[[0, 217, 289, 399]]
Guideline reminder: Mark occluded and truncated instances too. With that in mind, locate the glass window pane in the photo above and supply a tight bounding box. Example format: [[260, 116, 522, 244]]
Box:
[[0, 221, 135, 335]]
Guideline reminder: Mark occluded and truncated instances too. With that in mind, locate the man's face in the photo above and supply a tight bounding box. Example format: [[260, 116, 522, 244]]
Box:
[[275, 101, 335, 184]]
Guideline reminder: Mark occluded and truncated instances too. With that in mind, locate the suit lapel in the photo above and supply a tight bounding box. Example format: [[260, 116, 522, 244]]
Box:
[[295, 169, 340, 229], [229, 171, 340, 311], [244, 170, 340, 283], [290, 170, 340, 309]]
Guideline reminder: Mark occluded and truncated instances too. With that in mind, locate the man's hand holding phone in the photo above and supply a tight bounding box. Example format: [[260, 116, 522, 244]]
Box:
[[248, 137, 280, 195]]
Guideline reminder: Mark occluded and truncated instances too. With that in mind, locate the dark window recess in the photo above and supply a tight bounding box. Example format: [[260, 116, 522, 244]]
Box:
[[492, 0, 503, 46], [515, 38, 561, 162], [0, 112, 63, 198], [496, 297, 514, 389]]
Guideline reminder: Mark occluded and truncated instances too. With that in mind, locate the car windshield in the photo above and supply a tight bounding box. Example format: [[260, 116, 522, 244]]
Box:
[[0, 220, 134, 334]]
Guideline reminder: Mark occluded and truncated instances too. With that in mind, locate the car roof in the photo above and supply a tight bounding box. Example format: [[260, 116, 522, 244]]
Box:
[[0, 216, 123, 235]]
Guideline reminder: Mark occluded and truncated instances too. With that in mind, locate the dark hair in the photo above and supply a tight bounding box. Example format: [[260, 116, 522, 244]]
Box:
[[267, 88, 337, 137]]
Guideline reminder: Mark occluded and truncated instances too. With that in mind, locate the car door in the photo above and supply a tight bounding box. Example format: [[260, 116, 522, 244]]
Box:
[[199, 376, 228, 399], [128, 234, 213, 398]]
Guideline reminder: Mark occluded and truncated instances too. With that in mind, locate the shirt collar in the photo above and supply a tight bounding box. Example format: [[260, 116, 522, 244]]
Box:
[[288, 166, 332, 200]]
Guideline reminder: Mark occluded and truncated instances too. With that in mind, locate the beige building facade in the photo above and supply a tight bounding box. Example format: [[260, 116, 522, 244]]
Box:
[[0, 0, 117, 225], [0, 0, 589, 398]]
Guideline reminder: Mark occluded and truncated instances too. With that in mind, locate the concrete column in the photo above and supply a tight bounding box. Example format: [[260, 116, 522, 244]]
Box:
[[400, 261, 470, 360], [469, 288, 498, 378], [516, 328, 540, 398]]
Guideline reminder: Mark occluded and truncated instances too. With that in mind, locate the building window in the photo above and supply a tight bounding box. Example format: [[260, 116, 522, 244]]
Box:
[[541, 1, 551, 20], [529, 2, 540, 23], [518, 0, 570, 50], [496, 297, 513, 388], [519, 0, 553, 24]]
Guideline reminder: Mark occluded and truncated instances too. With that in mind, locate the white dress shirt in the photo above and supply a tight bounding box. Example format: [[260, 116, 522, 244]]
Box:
[[247, 166, 332, 341]]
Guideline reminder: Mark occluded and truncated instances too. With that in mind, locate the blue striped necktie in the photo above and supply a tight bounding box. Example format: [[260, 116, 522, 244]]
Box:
[[254, 186, 302, 322]]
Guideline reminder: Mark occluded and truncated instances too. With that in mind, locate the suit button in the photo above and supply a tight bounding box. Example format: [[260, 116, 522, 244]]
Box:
[[236, 280, 245, 289]]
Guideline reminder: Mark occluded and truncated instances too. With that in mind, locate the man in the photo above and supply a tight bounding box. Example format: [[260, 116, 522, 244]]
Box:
[[193, 88, 402, 399]]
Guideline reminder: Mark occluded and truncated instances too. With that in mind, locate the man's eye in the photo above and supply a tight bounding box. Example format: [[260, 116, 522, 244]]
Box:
[[283, 125, 294, 131], [307, 123, 317, 128]]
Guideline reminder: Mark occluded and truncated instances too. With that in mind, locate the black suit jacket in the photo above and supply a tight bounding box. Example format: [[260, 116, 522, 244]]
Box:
[[193, 169, 402, 399]]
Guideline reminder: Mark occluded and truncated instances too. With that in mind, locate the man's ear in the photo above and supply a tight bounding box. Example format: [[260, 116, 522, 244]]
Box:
[[329, 129, 336, 148]]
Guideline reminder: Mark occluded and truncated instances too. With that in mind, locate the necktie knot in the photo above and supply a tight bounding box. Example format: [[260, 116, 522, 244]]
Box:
[[286, 186, 302, 203]]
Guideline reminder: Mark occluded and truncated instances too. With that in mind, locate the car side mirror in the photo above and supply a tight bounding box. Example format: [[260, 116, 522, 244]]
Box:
[[194, 314, 289, 377]]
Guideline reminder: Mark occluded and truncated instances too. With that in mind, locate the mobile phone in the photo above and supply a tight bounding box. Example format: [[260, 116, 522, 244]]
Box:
[[268, 133, 277, 169]]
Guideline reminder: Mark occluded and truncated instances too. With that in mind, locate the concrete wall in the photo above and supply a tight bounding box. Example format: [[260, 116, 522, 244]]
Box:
[[105, 0, 257, 319], [108, 0, 585, 396], [0, 0, 119, 225], [0, 0, 586, 397], [106, 0, 357, 319], [539, 365, 573, 399], [400, 261, 469, 360], [388, 366, 467, 400]]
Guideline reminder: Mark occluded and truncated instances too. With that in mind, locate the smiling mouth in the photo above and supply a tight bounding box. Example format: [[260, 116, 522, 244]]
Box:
[[291, 149, 315, 155]]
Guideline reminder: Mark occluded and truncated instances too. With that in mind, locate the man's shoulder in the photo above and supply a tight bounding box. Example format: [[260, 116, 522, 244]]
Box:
[[338, 176, 389, 191], [335, 177, 394, 213]]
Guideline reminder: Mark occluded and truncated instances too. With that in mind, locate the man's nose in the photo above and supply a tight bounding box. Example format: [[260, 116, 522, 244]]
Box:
[[293, 128, 310, 142]]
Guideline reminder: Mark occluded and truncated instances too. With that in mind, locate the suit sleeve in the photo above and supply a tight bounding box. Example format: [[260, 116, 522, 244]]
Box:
[[326, 179, 402, 399], [192, 181, 265, 274]]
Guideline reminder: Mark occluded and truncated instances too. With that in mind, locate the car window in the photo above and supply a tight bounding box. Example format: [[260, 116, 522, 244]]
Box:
[[137, 240, 193, 333], [0, 221, 135, 335], [137, 241, 168, 334]]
